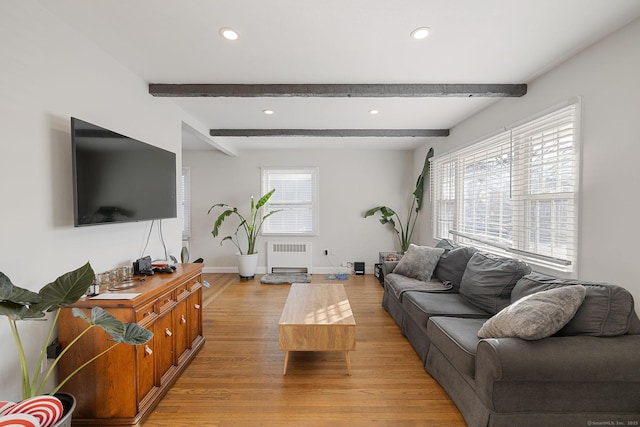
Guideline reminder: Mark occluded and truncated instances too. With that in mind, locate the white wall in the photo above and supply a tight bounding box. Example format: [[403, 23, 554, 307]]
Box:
[[419, 18, 640, 304], [0, 1, 187, 400], [184, 149, 417, 274]]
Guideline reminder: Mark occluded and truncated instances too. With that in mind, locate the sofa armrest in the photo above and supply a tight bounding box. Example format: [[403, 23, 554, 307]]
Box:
[[473, 334, 640, 414], [476, 335, 640, 384], [382, 261, 399, 276]]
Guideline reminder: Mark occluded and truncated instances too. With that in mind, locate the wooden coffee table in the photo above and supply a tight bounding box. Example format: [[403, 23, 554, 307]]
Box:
[[278, 283, 356, 375]]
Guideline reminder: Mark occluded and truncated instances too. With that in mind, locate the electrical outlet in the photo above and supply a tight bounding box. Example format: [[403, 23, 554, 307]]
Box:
[[324, 249, 329, 256]]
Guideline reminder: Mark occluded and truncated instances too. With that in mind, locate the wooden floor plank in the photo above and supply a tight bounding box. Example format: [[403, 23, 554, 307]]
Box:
[[143, 274, 465, 427]]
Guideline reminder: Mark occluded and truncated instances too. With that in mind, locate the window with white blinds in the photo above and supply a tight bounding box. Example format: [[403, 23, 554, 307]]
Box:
[[180, 167, 191, 240], [431, 99, 580, 272], [261, 167, 319, 235]]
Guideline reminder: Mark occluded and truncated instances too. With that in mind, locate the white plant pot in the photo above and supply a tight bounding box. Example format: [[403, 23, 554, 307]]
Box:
[[237, 253, 259, 279]]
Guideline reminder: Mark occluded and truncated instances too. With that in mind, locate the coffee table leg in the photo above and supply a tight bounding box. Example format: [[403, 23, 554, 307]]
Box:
[[283, 351, 290, 375], [345, 351, 352, 376]]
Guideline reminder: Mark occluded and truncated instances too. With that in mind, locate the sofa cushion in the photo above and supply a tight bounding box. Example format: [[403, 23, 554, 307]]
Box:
[[392, 244, 444, 282], [478, 285, 586, 340], [435, 238, 458, 251], [427, 317, 486, 378], [459, 252, 531, 315], [434, 246, 478, 292], [512, 272, 637, 337], [403, 292, 490, 329], [385, 274, 453, 301]]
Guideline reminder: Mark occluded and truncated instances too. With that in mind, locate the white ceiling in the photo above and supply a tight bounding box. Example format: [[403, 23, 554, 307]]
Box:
[[40, 0, 640, 152]]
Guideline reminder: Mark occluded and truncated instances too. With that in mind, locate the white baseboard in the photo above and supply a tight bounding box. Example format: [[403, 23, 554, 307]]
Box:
[[201, 266, 374, 275]]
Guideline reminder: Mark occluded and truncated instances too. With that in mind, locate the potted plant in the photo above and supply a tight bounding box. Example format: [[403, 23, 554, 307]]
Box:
[[0, 262, 153, 426], [364, 148, 433, 252], [208, 189, 282, 279]]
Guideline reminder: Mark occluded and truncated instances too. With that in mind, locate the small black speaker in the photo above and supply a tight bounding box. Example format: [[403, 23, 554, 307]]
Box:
[[354, 262, 365, 275]]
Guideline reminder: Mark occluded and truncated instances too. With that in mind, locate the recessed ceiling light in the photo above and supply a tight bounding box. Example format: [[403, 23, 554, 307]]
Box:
[[219, 27, 239, 41], [262, 109, 275, 115], [410, 27, 431, 40], [369, 109, 380, 115]]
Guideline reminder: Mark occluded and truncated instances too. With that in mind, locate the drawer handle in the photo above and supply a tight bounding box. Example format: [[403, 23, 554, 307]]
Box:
[[143, 311, 152, 317], [180, 314, 187, 324], [165, 298, 172, 304], [144, 345, 153, 356], [194, 304, 200, 310], [165, 328, 173, 337]]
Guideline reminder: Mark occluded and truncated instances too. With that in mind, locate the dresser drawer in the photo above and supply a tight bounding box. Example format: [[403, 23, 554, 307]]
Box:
[[135, 300, 157, 324], [175, 282, 190, 301], [158, 289, 176, 313], [188, 276, 203, 291]]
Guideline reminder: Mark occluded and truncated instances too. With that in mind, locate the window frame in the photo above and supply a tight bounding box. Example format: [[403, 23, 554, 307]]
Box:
[[431, 98, 581, 274], [260, 167, 319, 236]]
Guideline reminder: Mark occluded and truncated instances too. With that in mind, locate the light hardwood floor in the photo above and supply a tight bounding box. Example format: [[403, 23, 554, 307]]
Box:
[[143, 273, 466, 427]]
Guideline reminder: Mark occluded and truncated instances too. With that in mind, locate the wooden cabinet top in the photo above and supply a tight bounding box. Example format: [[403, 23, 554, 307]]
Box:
[[69, 263, 203, 310]]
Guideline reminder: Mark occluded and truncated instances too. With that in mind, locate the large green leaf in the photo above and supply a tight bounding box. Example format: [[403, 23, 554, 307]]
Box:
[[0, 272, 41, 306], [413, 147, 434, 212], [255, 188, 275, 210], [364, 206, 395, 218], [111, 322, 153, 345], [72, 306, 126, 337], [364, 206, 399, 231], [207, 204, 242, 237], [1, 272, 44, 320], [220, 235, 234, 246], [35, 263, 95, 313], [0, 301, 46, 320], [379, 206, 396, 218]]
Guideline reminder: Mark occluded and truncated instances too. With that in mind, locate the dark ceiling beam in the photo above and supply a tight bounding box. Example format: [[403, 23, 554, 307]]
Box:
[[150, 83, 527, 98], [209, 129, 449, 137]]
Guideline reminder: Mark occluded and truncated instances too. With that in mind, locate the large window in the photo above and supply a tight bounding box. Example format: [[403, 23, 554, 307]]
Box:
[[431, 99, 580, 272], [261, 167, 319, 235]]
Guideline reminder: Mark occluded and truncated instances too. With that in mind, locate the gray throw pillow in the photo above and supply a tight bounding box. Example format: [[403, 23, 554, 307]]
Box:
[[392, 244, 444, 282], [459, 252, 531, 314], [433, 246, 478, 292], [512, 272, 637, 337], [435, 239, 458, 251], [478, 285, 586, 340]]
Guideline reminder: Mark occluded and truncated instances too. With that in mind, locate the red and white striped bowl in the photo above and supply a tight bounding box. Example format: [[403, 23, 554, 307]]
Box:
[[0, 413, 41, 427], [5, 396, 63, 427], [0, 402, 16, 416]]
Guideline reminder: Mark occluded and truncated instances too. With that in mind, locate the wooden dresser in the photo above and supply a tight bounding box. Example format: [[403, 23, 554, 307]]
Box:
[[58, 263, 205, 427]]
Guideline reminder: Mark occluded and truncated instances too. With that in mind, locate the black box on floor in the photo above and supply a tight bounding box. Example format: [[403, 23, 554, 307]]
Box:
[[354, 262, 365, 275]]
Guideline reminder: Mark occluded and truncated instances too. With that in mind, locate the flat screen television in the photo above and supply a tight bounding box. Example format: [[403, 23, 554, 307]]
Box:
[[72, 117, 177, 226]]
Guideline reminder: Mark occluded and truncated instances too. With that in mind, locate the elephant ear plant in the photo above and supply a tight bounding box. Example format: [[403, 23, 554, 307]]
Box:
[[0, 262, 153, 399], [364, 147, 434, 252]]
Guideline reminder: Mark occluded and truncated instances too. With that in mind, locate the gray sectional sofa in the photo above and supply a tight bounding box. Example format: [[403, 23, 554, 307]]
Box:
[[382, 241, 640, 427]]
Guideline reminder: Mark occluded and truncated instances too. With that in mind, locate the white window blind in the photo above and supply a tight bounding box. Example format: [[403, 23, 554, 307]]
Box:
[[180, 167, 191, 239], [261, 167, 319, 235], [431, 100, 580, 272]]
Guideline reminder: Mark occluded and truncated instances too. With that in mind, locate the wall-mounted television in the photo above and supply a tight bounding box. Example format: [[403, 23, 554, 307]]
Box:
[[72, 117, 177, 226]]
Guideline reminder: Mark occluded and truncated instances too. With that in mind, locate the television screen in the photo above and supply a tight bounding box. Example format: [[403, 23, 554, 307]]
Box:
[[72, 117, 177, 226]]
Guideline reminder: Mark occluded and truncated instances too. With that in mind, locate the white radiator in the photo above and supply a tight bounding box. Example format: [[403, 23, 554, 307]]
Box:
[[267, 242, 313, 274]]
